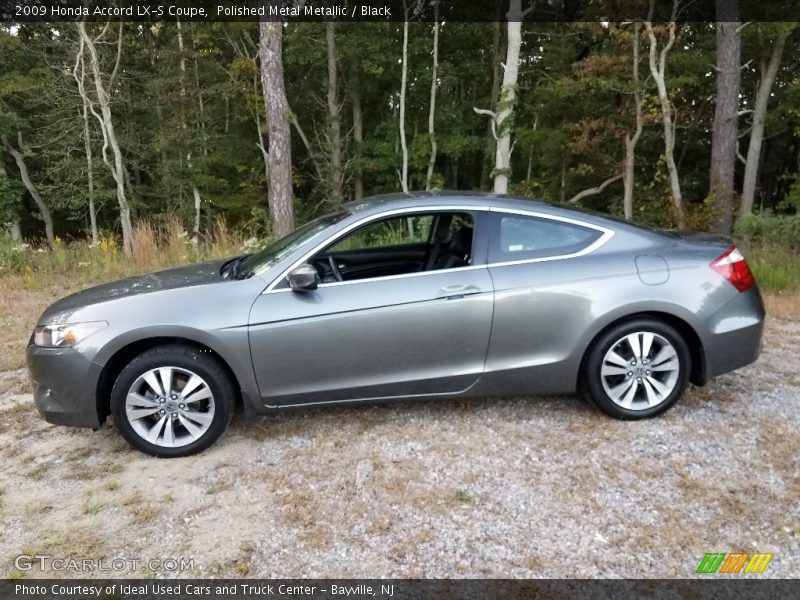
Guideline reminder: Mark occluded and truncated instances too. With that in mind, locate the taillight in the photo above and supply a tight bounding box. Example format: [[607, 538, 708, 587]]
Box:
[[710, 245, 755, 293]]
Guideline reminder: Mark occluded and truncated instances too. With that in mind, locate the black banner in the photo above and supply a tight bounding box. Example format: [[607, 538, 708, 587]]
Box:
[[2, 579, 799, 600], [2, 0, 800, 23]]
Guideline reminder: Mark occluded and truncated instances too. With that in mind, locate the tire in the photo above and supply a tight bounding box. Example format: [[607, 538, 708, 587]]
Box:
[[583, 319, 691, 420], [110, 344, 235, 457]]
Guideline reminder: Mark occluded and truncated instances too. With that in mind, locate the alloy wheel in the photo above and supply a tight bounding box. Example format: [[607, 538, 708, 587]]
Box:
[[125, 366, 216, 448], [599, 331, 681, 411]]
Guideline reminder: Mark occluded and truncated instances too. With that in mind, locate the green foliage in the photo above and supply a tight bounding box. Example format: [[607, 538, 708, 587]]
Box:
[[734, 212, 800, 247], [732, 213, 800, 293], [0, 172, 22, 224], [743, 245, 800, 293], [0, 19, 798, 257]]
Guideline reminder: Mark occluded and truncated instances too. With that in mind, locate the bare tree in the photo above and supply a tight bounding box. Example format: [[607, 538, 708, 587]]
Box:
[[78, 22, 134, 254], [1, 133, 55, 248], [623, 21, 644, 221], [474, 0, 531, 194], [350, 67, 364, 200], [740, 24, 795, 216], [645, 0, 686, 229], [259, 16, 295, 238], [398, 9, 410, 193], [425, 2, 440, 191], [176, 19, 203, 241], [71, 43, 98, 243], [326, 22, 343, 205], [481, 16, 503, 190], [709, 0, 741, 234], [568, 174, 624, 204]]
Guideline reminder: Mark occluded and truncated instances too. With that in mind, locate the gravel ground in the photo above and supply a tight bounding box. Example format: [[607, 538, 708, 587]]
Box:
[[0, 309, 798, 579]]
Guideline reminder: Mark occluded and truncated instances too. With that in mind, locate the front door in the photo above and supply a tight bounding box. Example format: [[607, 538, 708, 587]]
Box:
[[248, 210, 494, 406]]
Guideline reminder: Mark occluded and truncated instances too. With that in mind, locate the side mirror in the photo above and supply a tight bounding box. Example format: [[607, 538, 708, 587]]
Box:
[[287, 264, 319, 292]]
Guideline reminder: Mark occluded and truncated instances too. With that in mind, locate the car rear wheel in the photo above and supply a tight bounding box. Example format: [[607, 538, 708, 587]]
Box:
[[110, 345, 235, 457], [584, 319, 690, 419]]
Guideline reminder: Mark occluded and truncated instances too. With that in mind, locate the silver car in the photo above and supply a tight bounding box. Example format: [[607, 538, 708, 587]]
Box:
[[27, 193, 765, 457]]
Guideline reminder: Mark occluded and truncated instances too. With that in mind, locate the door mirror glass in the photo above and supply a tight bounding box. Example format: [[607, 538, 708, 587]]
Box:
[[287, 264, 319, 291]]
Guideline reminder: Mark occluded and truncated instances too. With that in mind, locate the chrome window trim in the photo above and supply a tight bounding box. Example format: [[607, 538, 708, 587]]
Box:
[[486, 207, 615, 268], [262, 204, 615, 294]]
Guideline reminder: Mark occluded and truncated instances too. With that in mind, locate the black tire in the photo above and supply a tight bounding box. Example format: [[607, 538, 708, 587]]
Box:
[[583, 318, 691, 420], [110, 344, 235, 457]]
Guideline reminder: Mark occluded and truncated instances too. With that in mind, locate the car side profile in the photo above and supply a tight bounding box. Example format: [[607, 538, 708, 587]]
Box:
[[27, 193, 765, 457]]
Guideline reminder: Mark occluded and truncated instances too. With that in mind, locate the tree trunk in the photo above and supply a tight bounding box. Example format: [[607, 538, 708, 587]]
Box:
[[2, 134, 56, 249], [493, 0, 527, 195], [81, 101, 98, 244], [709, 0, 741, 234], [73, 43, 99, 244], [398, 13, 410, 193], [481, 17, 503, 190], [351, 68, 364, 201], [78, 22, 133, 254], [623, 22, 643, 221], [176, 19, 203, 241], [425, 3, 440, 191], [253, 66, 270, 183], [259, 16, 295, 238], [740, 30, 789, 215], [70, 32, 98, 242], [645, 0, 686, 229], [326, 22, 343, 205]]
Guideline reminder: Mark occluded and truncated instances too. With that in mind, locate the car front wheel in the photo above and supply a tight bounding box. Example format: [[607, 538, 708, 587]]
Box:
[[110, 345, 235, 457], [584, 319, 690, 419]]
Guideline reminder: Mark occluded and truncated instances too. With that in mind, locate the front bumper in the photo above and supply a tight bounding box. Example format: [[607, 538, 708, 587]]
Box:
[[26, 344, 103, 428]]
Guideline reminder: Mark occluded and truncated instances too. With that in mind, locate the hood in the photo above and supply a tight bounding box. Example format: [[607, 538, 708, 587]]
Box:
[[41, 259, 230, 319]]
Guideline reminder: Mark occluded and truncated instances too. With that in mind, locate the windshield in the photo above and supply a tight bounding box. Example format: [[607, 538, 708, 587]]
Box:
[[238, 210, 350, 278]]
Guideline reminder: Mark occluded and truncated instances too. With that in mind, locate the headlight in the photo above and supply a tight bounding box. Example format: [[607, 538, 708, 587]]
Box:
[[33, 321, 107, 348]]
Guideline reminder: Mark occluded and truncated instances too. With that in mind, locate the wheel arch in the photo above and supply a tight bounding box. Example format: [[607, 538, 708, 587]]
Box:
[[577, 310, 706, 390], [96, 336, 243, 425]]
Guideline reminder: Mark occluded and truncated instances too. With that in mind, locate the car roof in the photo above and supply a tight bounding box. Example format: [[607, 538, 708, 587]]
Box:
[[342, 190, 641, 233], [345, 190, 559, 213]]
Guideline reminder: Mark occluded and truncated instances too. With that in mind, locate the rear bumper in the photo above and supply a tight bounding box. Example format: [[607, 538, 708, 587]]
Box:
[[701, 287, 765, 380], [26, 344, 102, 428]]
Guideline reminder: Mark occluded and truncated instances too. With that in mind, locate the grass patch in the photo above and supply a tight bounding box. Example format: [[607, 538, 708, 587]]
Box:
[[25, 463, 50, 481], [232, 541, 257, 576], [82, 501, 105, 515], [106, 480, 121, 491], [131, 505, 158, 524], [67, 459, 124, 481], [744, 246, 800, 293], [454, 489, 471, 503], [207, 480, 232, 495]]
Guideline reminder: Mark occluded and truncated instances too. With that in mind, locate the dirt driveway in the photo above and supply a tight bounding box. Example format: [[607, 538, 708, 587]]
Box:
[[1, 295, 798, 579]]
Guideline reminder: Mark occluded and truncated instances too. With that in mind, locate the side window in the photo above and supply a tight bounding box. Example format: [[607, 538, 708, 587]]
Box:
[[490, 213, 602, 262], [329, 215, 433, 252]]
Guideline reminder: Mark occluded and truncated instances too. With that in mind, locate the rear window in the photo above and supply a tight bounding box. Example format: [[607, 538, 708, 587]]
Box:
[[489, 213, 602, 263]]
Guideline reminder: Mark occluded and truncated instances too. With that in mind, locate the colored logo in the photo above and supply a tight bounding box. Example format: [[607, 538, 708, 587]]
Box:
[[696, 552, 773, 574]]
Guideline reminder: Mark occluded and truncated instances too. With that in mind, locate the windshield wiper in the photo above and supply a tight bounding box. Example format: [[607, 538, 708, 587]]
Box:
[[221, 254, 251, 280]]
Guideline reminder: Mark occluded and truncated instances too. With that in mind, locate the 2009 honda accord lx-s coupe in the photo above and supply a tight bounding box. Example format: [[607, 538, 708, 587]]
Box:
[[27, 193, 764, 456]]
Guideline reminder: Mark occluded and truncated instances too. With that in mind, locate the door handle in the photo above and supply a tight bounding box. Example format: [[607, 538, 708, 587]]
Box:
[[436, 284, 482, 300]]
